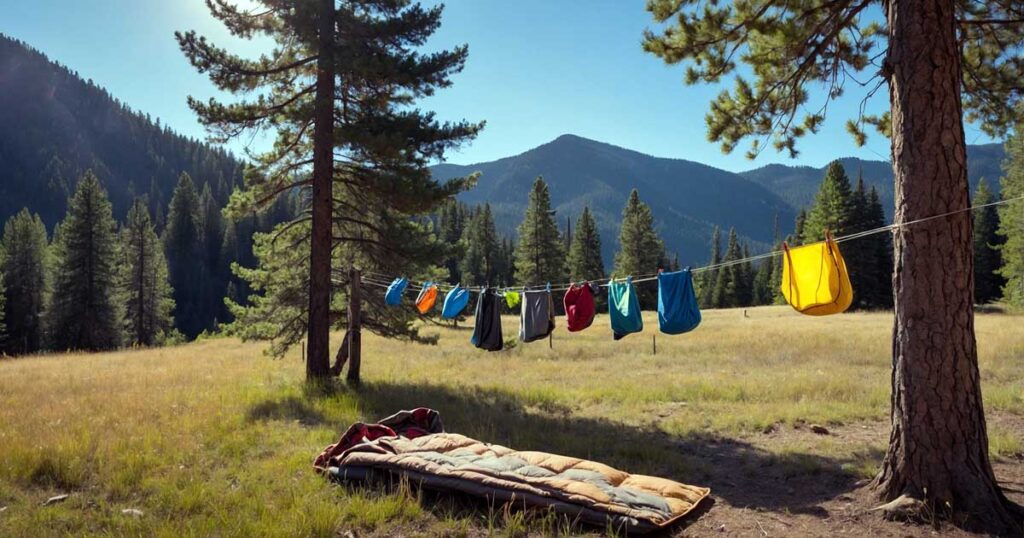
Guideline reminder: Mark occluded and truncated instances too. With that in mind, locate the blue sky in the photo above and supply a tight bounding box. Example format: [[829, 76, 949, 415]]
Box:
[[1, 0, 998, 172]]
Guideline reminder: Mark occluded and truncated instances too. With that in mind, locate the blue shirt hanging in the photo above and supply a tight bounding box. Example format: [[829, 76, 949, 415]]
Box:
[[657, 269, 701, 334], [441, 285, 470, 319], [608, 277, 643, 340], [385, 277, 408, 306]]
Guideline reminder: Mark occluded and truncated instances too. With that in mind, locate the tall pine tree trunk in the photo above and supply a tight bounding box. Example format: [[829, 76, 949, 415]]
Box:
[[307, 0, 335, 381], [875, 0, 1020, 531]]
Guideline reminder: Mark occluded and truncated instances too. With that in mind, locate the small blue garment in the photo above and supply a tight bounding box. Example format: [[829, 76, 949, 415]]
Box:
[[608, 277, 643, 340], [384, 278, 408, 306], [657, 269, 701, 334], [441, 285, 470, 319]]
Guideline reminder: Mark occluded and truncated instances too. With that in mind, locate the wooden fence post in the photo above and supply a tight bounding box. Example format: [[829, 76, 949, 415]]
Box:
[[347, 267, 362, 385], [652, 334, 657, 355]]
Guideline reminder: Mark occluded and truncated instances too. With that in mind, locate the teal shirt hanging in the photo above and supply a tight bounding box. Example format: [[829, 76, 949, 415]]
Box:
[[657, 269, 701, 334], [608, 277, 643, 340]]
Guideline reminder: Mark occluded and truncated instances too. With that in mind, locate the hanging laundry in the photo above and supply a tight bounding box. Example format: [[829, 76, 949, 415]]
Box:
[[504, 290, 521, 309], [563, 282, 599, 332], [385, 278, 408, 306], [519, 288, 555, 342], [781, 233, 853, 316], [415, 283, 438, 314], [441, 285, 470, 319], [470, 288, 503, 351], [657, 269, 701, 334], [609, 277, 643, 340]]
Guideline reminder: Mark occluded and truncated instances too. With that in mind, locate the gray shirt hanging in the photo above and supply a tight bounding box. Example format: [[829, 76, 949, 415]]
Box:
[[519, 289, 555, 343]]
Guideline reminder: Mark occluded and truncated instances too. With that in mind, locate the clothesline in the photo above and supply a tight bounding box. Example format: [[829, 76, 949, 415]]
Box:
[[337, 194, 1024, 296]]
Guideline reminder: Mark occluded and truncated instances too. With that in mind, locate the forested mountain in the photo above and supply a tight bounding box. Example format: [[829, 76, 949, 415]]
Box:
[[431, 134, 797, 266], [432, 135, 1005, 266], [739, 144, 1005, 217], [0, 34, 244, 228]]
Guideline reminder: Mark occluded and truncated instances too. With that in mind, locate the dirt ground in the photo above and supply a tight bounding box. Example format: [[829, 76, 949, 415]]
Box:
[[676, 415, 1024, 537]]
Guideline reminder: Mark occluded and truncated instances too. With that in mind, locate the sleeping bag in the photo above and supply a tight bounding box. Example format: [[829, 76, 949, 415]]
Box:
[[384, 278, 408, 306], [441, 285, 470, 319], [781, 233, 853, 316], [471, 289, 503, 351], [563, 282, 599, 332], [519, 289, 555, 342], [609, 277, 643, 340], [657, 269, 701, 334], [415, 283, 438, 314]]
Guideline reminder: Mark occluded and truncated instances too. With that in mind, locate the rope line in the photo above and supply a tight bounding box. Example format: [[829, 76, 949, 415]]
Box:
[[336, 195, 1024, 296]]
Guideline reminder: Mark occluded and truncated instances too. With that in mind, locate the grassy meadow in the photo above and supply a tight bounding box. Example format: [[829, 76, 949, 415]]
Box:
[[0, 306, 1022, 536]]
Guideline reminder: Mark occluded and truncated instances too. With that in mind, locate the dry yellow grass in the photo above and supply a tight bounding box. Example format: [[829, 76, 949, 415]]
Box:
[[0, 306, 1021, 536]]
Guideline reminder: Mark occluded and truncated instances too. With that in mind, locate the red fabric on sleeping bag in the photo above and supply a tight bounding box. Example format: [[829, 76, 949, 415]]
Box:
[[313, 407, 443, 470], [563, 282, 598, 332]]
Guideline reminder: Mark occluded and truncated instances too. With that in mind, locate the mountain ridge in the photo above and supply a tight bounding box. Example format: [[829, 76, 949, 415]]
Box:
[[431, 135, 1005, 266], [0, 34, 244, 229]]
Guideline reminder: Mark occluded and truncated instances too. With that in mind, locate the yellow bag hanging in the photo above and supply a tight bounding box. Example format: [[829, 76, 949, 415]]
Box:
[[780, 232, 853, 316]]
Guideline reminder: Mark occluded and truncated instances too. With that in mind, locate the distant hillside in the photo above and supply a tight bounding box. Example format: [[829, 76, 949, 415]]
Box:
[[739, 144, 1006, 217], [0, 34, 243, 228], [431, 135, 797, 266]]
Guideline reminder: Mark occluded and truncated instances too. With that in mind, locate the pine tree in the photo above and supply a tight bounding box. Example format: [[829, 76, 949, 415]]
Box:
[[739, 243, 754, 306], [712, 228, 744, 308], [972, 180, 1004, 304], [998, 128, 1024, 307], [0, 209, 48, 355], [613, 189, 664, 306], [752, 258, 774, 305], [843, 175, 871, 309], [121, 199, 175, 346], [866, 187, 894, 309], [700, 226, 722, 308], [439, 201, 467, 284], [803, 161, 854, 242], [198, 182, 227, 325], [645, 3, 1024, 522], [460, 204, 500, 286], [515, 177, 567, 285], [793, 209, 807, 244], [163, 172, 204, 339], [567, 206, 605, 281], [179, 1, 482, 381], [46, 171, 123, 351], [498, 237, 516, 286]]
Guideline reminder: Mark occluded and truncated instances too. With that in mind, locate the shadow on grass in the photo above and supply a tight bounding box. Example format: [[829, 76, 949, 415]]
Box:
[[246, 395, 327, 426], [249, 380, 878, 533]]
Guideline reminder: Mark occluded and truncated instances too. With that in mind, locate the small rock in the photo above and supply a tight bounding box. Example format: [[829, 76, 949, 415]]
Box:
[[43, 494, 69, 506], [716, 524, 727, 532], [122, 508, 144, 517], [810, 424, 830, 435]]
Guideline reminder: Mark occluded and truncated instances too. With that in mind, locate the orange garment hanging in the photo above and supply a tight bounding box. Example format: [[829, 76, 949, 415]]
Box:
[[415, 283, 438, 314], [780, 232, 853, 316]]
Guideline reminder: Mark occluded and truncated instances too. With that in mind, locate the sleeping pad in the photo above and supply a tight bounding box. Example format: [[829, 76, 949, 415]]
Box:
[[314, 408, 709, 533]]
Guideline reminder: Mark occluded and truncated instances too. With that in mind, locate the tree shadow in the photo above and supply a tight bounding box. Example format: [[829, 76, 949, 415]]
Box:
[[306, 380, 872, 530], [246, 395, 327, 426]]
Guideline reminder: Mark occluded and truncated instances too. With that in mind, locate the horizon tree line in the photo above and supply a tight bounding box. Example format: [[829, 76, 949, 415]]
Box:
[[0, 169, 290, 356]]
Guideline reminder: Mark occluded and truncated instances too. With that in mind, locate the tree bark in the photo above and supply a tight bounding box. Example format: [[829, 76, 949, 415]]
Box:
[[346, 267, 362, 385], [875, 0, 1021, 532], [306, 0, 335, 381]]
